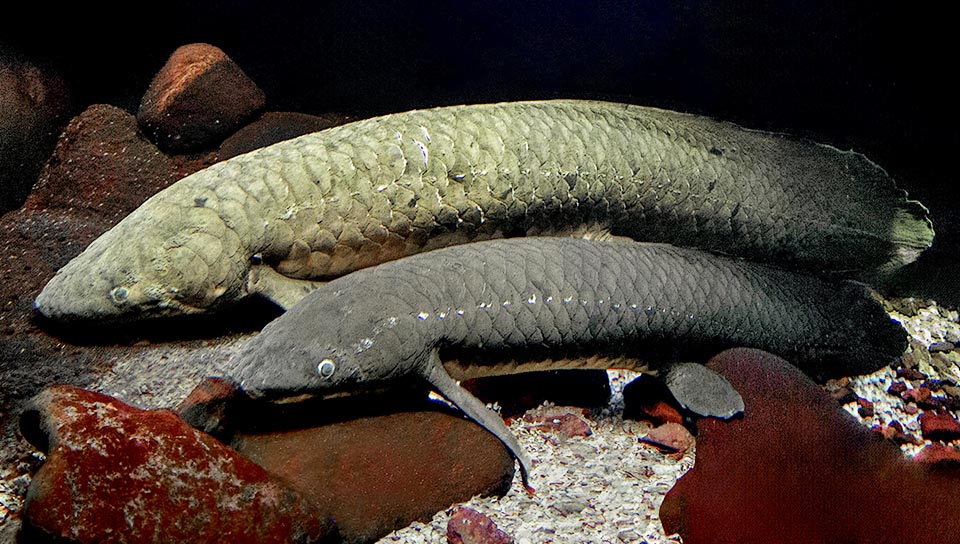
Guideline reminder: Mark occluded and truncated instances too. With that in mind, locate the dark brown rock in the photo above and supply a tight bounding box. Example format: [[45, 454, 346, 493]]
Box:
[[19, 385, 331, 543], [856, 398, 874, 418], [897, 366, 926, 381], [447, 507, 513, 544], [522, 405, 592, 439], [639, 422, 695, 455], [218, 111, 353, 160], [660, 348, 960, 544], [23, 104, 179, 223], [231, 396, 515, 544], [887, 381, 908, 396], [0, 50, 71, 213], [919, 410, 960, 442], [622, 373, 684, 425], [461, 369, 611, 418], [138, 43, 266, 152]]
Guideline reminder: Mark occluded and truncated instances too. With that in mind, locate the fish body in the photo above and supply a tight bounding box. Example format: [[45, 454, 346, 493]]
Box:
[[226, 237, 908, 485], [35, 100, 932, 321]]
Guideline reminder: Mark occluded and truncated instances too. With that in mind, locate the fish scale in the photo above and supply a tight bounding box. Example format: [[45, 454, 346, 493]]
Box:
[[36, 100, 932, 320], [227, 237, 909, 485]]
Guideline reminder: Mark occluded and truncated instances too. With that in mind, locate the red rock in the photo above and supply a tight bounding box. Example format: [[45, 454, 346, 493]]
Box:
[[138, 43, 266, 152], [218, 111, 352, 160], [23, 104, 180, 223], [901, 386, 932, 405], [461, 369, 610, 418], [639, 422, 695, 454], [0, 52, 71, 212], [887, 381, 908, 395], [660, 348, 960, 544], [622, 373, 684, 424], [856, 398, 874, 418], [914, 443, 960, 466], [447, 507, 513, 544], [880, 420, 920, 445], [19, 385, 330, 543], [919, 410, 960, 442], [522, 405, 592, 439], [231, 394, 515, 544]]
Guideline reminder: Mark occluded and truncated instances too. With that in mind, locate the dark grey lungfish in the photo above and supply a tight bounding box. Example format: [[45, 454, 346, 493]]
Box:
[[35, 100, 932, 321], [224, 237, 908, 487]]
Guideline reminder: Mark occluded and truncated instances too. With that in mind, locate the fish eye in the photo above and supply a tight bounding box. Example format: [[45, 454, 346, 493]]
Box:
[[109, 287, 129, 305], [317, 358, 336, 378]]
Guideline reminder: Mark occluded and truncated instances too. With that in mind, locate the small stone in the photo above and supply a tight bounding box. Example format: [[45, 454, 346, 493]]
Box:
[[622, 373, 685, 424], [919, 411, 960, 442], [640, 422, 695, 454], [897, 366, 927, 381], [522, 405, 592, 439], [901, 387, 932, 405], [887, 381, 908, 396], [929, 341, 956, 353], [922, 379, 943, 391], [551, 497, 589, 515], [904, 404, 919, 415], [856, 398, 875, 418], [138, 43, 266, 152], [447, 507, 513, 544], [914, 443, 960, 466], [218, 111, 352, 159], [19, 386, 330, 543]]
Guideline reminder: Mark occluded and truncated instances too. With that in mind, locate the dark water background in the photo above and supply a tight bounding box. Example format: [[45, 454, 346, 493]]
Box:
[[3, 0, 957, 300]]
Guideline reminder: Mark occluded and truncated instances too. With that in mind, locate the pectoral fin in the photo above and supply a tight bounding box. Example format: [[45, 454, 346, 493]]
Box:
[[246, 264, 326, 310], [423, 351, 533, 490], [662, 362, 744, 419]]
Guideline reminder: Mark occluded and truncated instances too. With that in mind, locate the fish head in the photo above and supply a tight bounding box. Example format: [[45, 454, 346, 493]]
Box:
[[229, 287, 416, 401], [35, 201, 246, 321]]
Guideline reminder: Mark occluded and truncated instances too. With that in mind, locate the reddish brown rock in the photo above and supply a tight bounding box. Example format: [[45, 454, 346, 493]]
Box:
[[639, 422, 695, 455], [19, 385, 331, 543], [218, 111, 353, 160], [622, 373, 684, 425], [887, 381, 908, 396], [915, 443, 960, 466], [232, 397, 515, 544], [660, 348, 960, 544], [23, 104, 180, 223], [138, 43, 266, 152], [0, 51, 71, 213], [447, 507, 513, 544], [461, 369, 611, 418], [919, 410, 960, 442], [901, 386, 933, 406], [856, 398, 874, 418], [522, 405, 592, 439], [880, 420, 920, 446]]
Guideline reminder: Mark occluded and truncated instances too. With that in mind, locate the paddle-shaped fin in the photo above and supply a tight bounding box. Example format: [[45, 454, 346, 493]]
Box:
[[246, 264, 326, 310], [662, 362, 745, 419], [423, 351, 533, 490]]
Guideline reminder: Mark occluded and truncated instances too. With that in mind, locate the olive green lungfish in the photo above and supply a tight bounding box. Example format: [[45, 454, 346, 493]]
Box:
[[35, 100, 933, 320], [225, 237, 909, 488]]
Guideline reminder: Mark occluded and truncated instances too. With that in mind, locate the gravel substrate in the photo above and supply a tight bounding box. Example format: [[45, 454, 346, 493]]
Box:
[[379, 369, 688, 544], [2, 297, 959, 541]]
